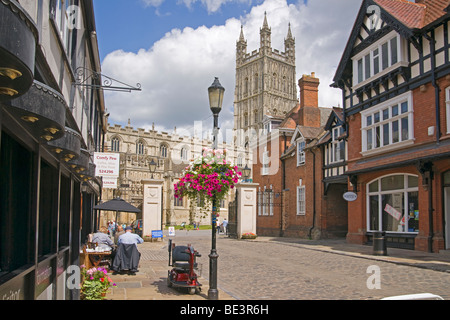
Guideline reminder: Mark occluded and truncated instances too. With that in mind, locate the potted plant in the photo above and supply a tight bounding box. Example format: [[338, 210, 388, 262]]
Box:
[[80, 266, 116, 300], [174, 148, 241, 215]]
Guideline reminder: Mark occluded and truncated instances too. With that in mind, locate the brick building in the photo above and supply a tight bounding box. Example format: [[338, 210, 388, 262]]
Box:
[[253, 73, 349, 239], [332, 0, 450, 252]]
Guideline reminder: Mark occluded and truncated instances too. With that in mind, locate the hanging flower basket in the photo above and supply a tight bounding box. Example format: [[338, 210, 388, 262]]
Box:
[[174, 148, 241, 210]]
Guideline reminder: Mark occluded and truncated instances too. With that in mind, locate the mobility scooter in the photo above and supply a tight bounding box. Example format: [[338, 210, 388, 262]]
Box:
[[167, 239, 202, 295]]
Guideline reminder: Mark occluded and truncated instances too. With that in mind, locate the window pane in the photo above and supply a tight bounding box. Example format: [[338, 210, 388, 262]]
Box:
[[407, 191, 419, 232], [382, 193, 404, 232], [358, 58, 363, 83], [365, 54, 371, 80], [373, 49, 380, 74], [374, 112, 380, 123], [383, 123, 390, 146], [367, 115, 372, 126], [401, 117, 409, 140], [444, 171, 450, 185], [401, 101, 408, 114], [392, 120, 399, 143], [408, 176, 418, 188], [367, 129, 373, 150], [390, 37, 398, 65], [382, 42, 389, 70], [382, 108, 389, 120], [375, 126, 381, 148], [369, 195, 379, 231], [381, 175, 404, 191], [369, 180, 379, 193], [392, 105, 399, 117]]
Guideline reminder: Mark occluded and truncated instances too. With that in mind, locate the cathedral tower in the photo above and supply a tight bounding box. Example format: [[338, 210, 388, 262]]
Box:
[[234, 13, 298, 133]]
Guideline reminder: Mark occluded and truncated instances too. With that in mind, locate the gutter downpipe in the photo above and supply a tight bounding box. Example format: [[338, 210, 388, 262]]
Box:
[[308, 147, 317, 239], [280, 132, 287, 237]]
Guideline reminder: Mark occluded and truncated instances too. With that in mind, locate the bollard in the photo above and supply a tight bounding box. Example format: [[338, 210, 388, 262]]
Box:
[[372, 231, 387, 256]]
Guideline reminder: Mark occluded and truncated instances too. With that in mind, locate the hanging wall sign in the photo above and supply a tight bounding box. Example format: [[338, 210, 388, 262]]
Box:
[[343, 192, 358, 202]]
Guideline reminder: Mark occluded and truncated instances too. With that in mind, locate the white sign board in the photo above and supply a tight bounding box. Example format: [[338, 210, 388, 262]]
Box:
[[343, 192, 358, 202], [94, 152, 120, 177], [168, 227, 175, 237], [102, 177, 118, 189]]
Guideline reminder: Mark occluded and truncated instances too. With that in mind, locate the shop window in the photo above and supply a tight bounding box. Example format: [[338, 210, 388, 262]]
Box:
[[38, 160, 59, 257], [59, 174, 71, 248], [0, 132, 35, 275], [367, 174, 419, 233]]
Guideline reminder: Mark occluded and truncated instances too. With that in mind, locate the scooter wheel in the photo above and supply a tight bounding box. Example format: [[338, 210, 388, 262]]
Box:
[[188, 287, 196, 295], [167, 277, 172, 287]]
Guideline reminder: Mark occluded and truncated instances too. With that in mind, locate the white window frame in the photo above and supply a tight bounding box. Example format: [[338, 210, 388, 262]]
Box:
[[446, 87, 450, 134], [297, 180, 305, 216], [366, 174, 419, 233], [331, 126, 345, 163], [361, 92, 414, 155], [297, 139, 305, 166], [352, 31, 406, 89]]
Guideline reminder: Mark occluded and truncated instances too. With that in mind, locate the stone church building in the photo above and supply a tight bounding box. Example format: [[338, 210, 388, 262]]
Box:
[[100, 13, 297, 229]]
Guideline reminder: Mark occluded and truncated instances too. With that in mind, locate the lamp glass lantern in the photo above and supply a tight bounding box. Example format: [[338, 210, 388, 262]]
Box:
[[149, 159, 157, 178], [242, 165, 251, 180], [208, 77, 225, 116]]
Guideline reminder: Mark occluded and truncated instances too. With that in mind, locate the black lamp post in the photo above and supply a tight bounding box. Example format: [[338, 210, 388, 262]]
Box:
[[149, 158, 157, 179], [207, 77, 225, 300]]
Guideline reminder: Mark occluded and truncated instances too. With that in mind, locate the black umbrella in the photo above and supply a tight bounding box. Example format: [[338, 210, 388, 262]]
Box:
[[94, 197, 141, 231]]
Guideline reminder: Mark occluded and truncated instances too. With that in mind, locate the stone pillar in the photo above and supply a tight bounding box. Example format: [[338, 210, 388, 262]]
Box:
[[142, 179, 164, 236], [236, 183, 258, 238]]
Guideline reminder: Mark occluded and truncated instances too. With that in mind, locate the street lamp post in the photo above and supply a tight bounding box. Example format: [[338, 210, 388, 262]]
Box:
[[207, 77, 225, 300], [149, 158, 157, 179]]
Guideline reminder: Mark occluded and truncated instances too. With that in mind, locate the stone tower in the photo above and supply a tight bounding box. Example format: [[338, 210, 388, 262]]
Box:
[[234, 13, 298, 134]]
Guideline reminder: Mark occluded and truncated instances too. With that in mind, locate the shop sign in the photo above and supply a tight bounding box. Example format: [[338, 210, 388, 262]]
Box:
[[384, 203, 402, 221], [343, 192, 357, 202], [94, 152, 120, 177], [102, 177, 118, 189]]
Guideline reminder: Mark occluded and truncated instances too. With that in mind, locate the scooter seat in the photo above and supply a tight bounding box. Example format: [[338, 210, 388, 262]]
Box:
[[174, 262, 198, 269]]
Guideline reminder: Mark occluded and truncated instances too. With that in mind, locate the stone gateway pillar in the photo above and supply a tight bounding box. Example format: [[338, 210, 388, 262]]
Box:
[[142, 179, 164, 237], [235, 183, 258, 238]]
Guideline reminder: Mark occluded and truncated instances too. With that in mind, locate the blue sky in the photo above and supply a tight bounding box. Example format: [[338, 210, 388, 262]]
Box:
[[93, 0, 361, 137]]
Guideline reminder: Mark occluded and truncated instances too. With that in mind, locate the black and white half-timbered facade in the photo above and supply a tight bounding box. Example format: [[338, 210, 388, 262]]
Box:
[[332, 0, 450, 252]]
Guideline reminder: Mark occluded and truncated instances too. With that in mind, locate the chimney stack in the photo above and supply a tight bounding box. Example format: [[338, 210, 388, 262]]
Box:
[[298, 72, 321, 127]]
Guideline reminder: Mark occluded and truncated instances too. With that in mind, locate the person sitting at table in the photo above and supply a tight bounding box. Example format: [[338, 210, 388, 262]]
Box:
[[118, 226, 144, 245], [92, 226, 114, 251]]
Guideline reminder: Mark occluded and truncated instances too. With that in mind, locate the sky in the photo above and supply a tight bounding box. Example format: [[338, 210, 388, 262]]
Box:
[[93, 0, 362, 139]]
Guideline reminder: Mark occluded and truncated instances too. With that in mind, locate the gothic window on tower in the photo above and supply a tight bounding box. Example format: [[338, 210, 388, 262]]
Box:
[[111, 137, 120, 152], [160, 144, 168, 158], [136, 140, 145, 155]]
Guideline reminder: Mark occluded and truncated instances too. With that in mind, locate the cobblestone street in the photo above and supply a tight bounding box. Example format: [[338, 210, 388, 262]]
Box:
[[145, 230, 450, 300]]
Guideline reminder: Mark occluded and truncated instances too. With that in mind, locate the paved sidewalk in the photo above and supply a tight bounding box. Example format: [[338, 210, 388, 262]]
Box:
[[105, 240, 235, 300], [104, 236, 450, 300]]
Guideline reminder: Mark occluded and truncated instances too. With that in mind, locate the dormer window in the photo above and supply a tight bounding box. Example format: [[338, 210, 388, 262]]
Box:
[[331, 126, 345, 163]]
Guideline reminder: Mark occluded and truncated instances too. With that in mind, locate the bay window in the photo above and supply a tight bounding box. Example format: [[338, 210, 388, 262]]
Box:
[[361, 92, 413, 153]]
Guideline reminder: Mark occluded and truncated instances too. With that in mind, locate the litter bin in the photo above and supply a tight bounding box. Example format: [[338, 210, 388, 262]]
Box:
[[372, 231, 387, 256]]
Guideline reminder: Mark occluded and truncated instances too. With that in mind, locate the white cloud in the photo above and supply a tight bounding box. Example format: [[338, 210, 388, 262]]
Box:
[[101, 0, 361, 136]]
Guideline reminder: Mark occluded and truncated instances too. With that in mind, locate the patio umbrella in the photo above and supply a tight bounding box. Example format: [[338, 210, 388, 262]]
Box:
[[94, 197, 141, 231]]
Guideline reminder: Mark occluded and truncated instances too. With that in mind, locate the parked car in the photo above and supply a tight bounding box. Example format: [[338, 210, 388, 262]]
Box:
[[131, 219, 143, 237]]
